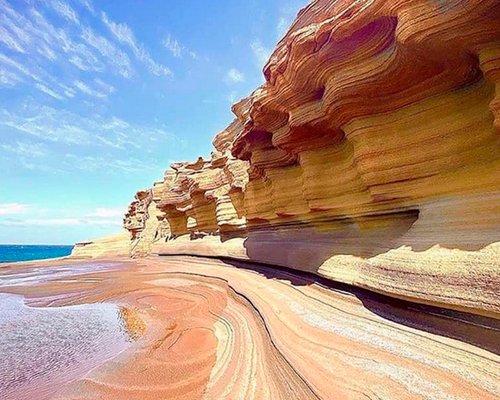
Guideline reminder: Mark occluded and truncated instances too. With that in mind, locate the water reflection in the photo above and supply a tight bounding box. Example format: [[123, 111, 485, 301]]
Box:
[[0, 293, 131, 400], [0, 262, 121, 287]]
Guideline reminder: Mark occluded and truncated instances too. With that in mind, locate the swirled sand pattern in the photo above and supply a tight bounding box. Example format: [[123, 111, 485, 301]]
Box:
[[1, 257, 497, 399]]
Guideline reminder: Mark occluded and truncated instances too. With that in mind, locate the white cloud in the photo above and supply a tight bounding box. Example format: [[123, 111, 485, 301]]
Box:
[[60, 84, 77, 97], [0, 25, 26, 52], [63, 153, 162, 173], [28, 8, 104, 72], [81, 26, 134, 78], [101, 11, 172, 77], [0, 203, 31, 215], [28, 218, 82, 226], [0, 67, 22, 87], [0, 1, 111, 89], [250, 39, 271, 67], [163, 34, 197, 59], [275, 1, 310, 39], [0, 53, 77, 100], [0, 53, 42, 82], [85, 207, 124, 218], [0, 202, 123, 228], [74, 80, 108, 98], [50, 0, 79, 24], [0, 140, 60, 171], [227, 91, 238, 103], [94, 78, 115, 94], [1, 141, 48, 158], [225, 68, 245, 83], [37, 44, 57, 61], [163, 34, 181, 58], [1, 217, 122, 227], [0, 105, 90, 145], [276, 17, 288, 38], [35, 82, 66, 100], [0, 100, 176, 152], [78, 0, 94, 14]]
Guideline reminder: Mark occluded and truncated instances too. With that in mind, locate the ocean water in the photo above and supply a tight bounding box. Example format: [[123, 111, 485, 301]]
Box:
[[0, 245, 74, 263]]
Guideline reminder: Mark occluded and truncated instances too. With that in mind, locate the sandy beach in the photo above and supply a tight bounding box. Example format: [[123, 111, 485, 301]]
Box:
[[1, 256, 498, 400]]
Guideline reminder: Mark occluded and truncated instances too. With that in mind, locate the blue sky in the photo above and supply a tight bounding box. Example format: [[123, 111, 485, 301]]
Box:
[[0, 0, 308, 244]]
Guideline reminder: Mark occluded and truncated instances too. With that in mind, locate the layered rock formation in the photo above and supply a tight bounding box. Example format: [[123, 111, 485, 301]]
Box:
[[123, 188, 165, 257], [72, 231, 130, 258], [123, 0, 500, 318]]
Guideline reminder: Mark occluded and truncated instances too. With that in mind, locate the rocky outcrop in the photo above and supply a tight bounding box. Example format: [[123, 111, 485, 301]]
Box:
[[71, 231, 130, 258], [124, 188, 165, 257], [123, 0, 500, 318]]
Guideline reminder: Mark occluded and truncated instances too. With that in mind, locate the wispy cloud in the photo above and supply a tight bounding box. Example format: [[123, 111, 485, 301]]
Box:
[[0, 140, 53, 170], [0, 0, 108, 92], [276, 17, 288, 38], [0, 100, 175, 149], [275, 1, 309, 39], [35, 82, 65, 100], [163, 34, 181, 58], [50, 0, 79, 25], [0, 201, 123, 228], [74, 80, 108, 98], [0, 53, 70, 99], [0, 0, 180, 109], [81, 26, 134, 78], [0, 25, 26, 53], [78, 0, 95, 14], [0, 217, 122, 227], [63, 153, 162, 173], [0, 67, 21, 87], [0, 104, 90, 145], [101, 11, 172, 77], [0, 203, 31, 215], [85, 207, 124, 218], [227, 91, 238, 103], [250, 40, 271, 67], [225, 68, 245, 83], [1, 141, 48, 158], [0, 53, 41, 82], [162, 34, 197, 59], [94, 78, 115, 94], [30, 8, 103, 71]]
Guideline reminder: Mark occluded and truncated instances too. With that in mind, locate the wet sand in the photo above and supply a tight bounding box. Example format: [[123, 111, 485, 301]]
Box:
[[0, 294, 130, 400], [0, 256, 498, 399]]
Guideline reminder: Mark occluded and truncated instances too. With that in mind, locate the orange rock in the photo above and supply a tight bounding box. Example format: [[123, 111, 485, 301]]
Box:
[[118, 0, 500, 317]]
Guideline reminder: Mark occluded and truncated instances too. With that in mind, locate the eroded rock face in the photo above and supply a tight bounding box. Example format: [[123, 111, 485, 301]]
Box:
[[72, 231, 130, 258], [124, 0, 500, 317], [123, 189, 165, 257]]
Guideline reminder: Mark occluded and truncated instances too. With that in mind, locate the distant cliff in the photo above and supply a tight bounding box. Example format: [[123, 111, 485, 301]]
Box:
[[121, 0, 500, 318], [72, 231, 130, 258]]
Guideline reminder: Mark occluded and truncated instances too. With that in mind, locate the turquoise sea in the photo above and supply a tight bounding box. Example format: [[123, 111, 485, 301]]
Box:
[[0, 245, 74, 263]]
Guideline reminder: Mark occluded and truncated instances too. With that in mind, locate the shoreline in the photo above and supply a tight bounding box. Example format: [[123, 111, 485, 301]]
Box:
[[4, 249, 500, 320], [0, 244, 75, 265]]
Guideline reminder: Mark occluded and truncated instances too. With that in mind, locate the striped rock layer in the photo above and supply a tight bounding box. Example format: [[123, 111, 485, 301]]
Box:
[[2, 257, 498, 400], [123, 0, 500, 318]]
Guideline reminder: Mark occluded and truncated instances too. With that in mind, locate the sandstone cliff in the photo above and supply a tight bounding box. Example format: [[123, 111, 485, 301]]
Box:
[[72, 230, 130, 258], [122, 0, 500, 318]]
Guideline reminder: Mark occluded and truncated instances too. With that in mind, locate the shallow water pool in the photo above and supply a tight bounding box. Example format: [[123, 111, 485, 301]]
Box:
[[0, 293, 131, 400]]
